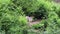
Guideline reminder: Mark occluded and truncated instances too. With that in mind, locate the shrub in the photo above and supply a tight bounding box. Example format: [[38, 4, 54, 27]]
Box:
[[0, 13, 28, 34], [11, 0, 55, 19], [31, 11, 60, 34], [0, 0, 28, 34], [0, 0, 60, 34], [39, 12, 60, 34], [32, 23, 44, 29]]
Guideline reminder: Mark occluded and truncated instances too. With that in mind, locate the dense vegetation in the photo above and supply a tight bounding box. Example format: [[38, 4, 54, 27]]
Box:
[[0, 0, 60, 34]]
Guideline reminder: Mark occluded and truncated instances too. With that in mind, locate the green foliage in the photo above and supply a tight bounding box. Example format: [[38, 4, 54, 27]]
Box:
[[22, 0, 54, 19], [31, 9, 60, 34], [0, 0, 28, 34], [32, 23, 44, 29], [11, 0, 54, 19], [0, 0, 60, 34], [33, 12, 60, 34], [0, 12, 28, 34], [0, 0, 11, 4]]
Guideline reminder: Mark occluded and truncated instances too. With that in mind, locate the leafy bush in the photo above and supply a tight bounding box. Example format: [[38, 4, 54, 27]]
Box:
[[0, 0, 60, 34], [0, 0, 28, 34], [0, 13, 28, 34], [23, 0, 54, 19], [11, 0, 55, 19], [32, 23, 44, 29], [31, 11, 60, 34], [36, 12, 60, 34]]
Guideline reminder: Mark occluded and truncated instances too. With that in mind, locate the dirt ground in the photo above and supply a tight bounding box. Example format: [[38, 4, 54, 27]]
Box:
[[26, 16, 40, 26]]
